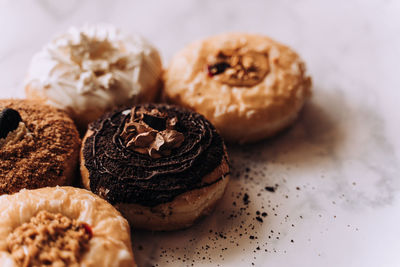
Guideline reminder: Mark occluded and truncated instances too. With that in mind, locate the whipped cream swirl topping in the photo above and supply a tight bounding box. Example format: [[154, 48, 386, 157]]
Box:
[[120, 107, 184, 158], [26, 24, 162, 128], [52, 25, 149, 94]]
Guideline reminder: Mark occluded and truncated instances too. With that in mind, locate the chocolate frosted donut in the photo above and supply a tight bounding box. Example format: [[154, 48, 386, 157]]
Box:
[[81, 104, 229, 230]]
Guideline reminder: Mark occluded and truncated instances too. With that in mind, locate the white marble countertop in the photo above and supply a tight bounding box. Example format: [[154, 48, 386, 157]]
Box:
[[1, 0, 399, 266]]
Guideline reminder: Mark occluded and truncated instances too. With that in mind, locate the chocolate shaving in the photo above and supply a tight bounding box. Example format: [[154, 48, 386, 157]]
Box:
[[120, 107, 185, 158]]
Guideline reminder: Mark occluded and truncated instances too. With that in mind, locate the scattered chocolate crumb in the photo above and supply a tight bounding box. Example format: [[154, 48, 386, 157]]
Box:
[[265, 186, 276, 192], [243, 193, 250, 205], [139, 153, 313, 265]]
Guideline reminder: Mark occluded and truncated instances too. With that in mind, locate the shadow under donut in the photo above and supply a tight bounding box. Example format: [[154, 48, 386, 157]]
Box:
[[227, 88, 345, 171]]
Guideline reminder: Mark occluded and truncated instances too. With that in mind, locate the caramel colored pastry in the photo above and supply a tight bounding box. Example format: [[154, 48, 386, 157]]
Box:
[[80, 104, 229, 231], [0, 186, 136, 267], [25, 24, 163, 132], [163, 33, 312, 144], [0, 99, 80, 195]]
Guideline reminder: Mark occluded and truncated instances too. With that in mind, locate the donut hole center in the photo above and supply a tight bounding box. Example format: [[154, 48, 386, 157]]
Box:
[[7, 210, 92, 266]]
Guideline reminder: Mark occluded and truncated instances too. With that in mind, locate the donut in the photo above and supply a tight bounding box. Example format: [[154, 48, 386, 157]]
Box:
[[25, 24, 163, 132], [163, 33, 312, 144], [0, 99, 80, 195], [80, 104, 230, 231], [0, 186, 135, 267]]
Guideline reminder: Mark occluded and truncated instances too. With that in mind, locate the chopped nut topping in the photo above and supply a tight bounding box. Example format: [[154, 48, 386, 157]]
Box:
[[207, 49, 269, 87], [7, 210, 91, 267]]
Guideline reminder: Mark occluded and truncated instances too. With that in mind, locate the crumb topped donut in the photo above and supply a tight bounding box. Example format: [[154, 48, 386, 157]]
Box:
[[0, 99, 80, 195], [0, 186, 135, 267], [25, 24, 163, 131], [80, 104, 229, 231], [163, 33, 312, 144]]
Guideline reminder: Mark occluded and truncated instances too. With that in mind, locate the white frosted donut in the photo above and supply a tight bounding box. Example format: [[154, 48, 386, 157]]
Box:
[[0, 186, 136, 267], [25, 24, 162, 131]]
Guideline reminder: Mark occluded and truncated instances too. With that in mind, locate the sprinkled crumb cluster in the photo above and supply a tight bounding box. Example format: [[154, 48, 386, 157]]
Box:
[[7, 210, 91, 267]]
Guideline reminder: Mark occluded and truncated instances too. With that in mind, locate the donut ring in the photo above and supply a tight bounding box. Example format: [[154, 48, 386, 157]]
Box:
[[0, 186, 136, 267], [163, 33, 312, 143], [81, 104, 230, 230]]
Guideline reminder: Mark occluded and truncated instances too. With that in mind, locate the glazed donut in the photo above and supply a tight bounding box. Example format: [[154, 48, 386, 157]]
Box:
[[80, 104, 230, 231], [163, 33, 312, 144], [0, 186, 135, 267], [25, 24, 162, 132], [0, 99, 80, 195]]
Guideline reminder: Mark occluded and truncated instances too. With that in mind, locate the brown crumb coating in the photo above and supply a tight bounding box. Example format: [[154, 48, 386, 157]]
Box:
[[0, 100, 80, 194], [7, 210, 91, 267]]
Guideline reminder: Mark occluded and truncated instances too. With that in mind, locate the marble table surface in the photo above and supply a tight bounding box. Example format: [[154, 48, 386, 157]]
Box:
[[1, 0, 399, 266]]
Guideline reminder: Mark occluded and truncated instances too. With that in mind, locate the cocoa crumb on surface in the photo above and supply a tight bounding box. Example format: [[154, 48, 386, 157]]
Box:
[[243, 193, 250, 205], [264, 186, 276, 193]]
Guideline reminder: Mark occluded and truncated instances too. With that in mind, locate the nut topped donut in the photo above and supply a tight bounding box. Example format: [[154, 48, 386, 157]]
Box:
[[25, 24, 163, 132], [0, 99, 80, 195], [163, 33, 312, 144], [0, 186, 135, 267], [80, 104, 230, 231]]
